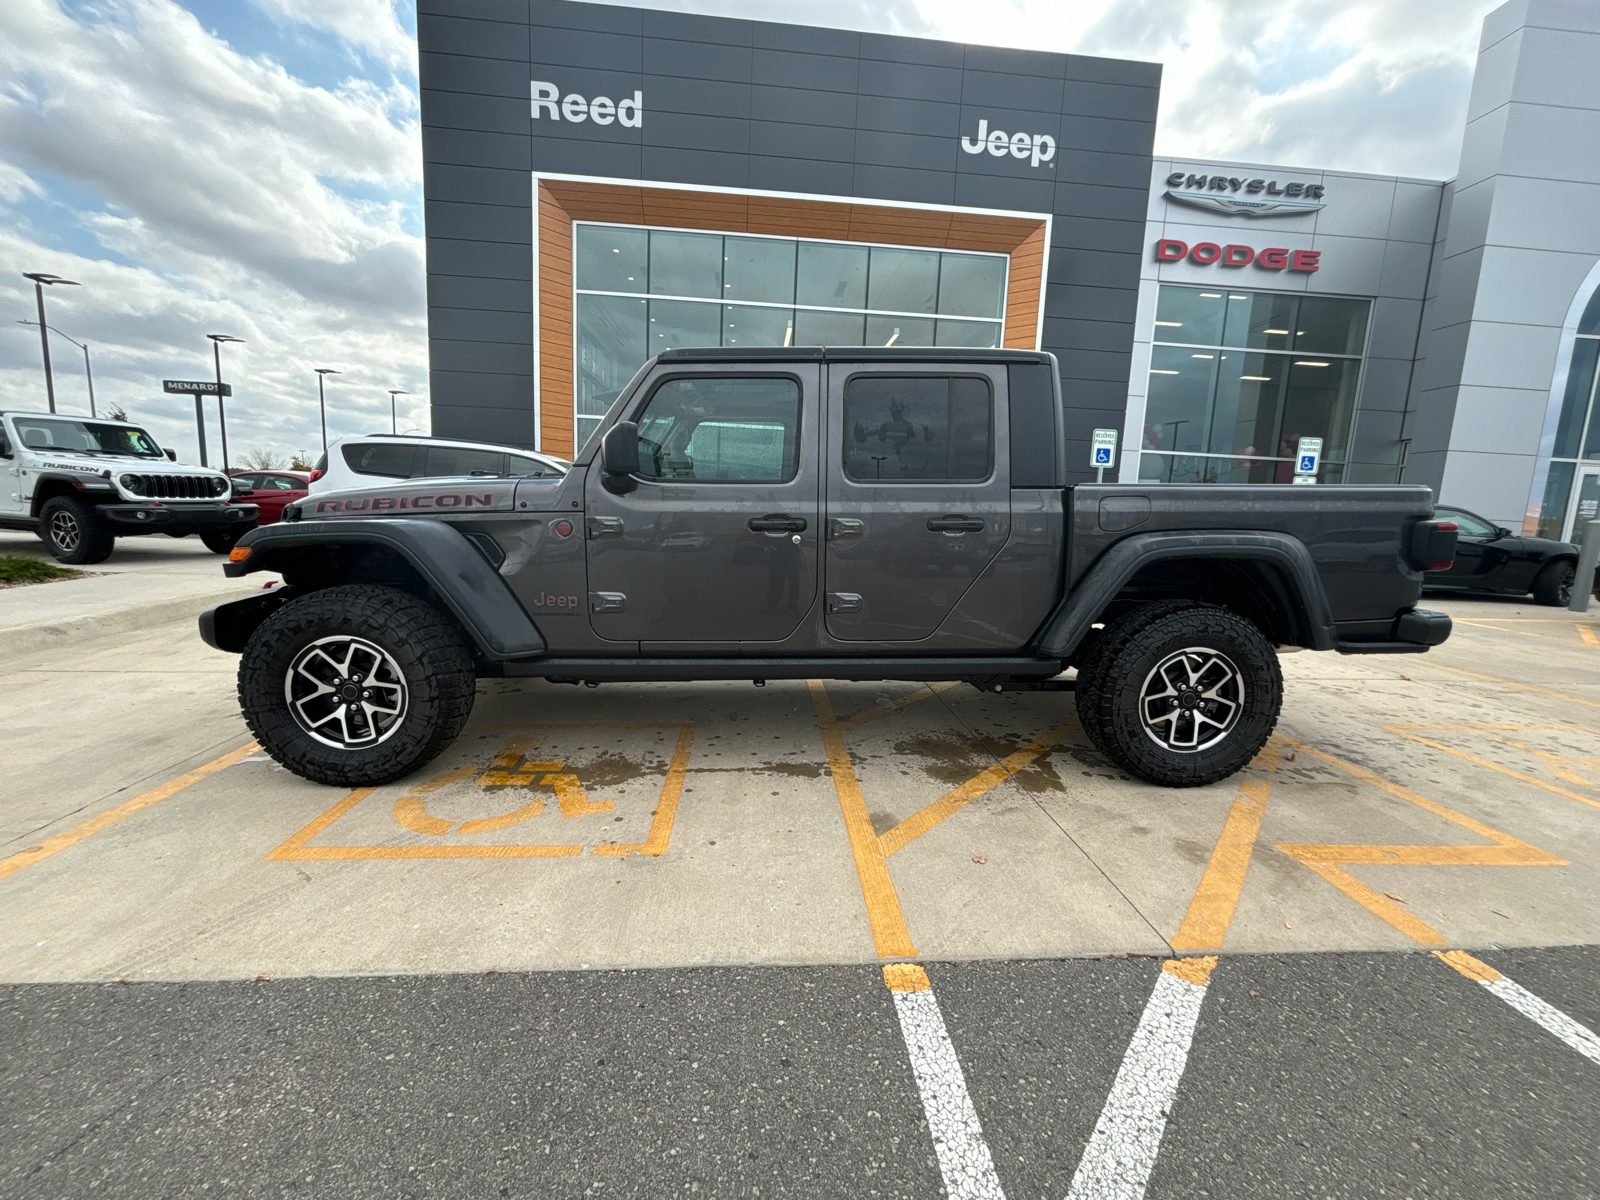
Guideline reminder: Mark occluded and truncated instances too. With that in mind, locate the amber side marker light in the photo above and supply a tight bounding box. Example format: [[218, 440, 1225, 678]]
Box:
[[229, 546, 252, 563]]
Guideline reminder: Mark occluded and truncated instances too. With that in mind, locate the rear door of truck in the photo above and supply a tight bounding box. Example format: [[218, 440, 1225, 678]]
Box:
[[821, 361, 1012, 640]]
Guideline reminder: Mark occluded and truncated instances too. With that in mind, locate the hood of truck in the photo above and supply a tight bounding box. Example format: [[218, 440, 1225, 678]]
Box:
[[299, 475, 522, 518]]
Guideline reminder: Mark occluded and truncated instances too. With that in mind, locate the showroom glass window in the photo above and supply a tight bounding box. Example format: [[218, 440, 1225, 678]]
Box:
[[572, 223, 1008, 450], [1532, 289, 1600, 539], [1139, 286, 1371, 484]]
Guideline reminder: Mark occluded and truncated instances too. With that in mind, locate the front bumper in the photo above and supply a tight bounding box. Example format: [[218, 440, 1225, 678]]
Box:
[[101, 502, 259, 531]]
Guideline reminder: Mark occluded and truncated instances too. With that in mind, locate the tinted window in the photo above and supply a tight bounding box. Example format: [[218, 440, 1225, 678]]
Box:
[[1441, 508, 1497, 538], [843, 376, 992, 482], [506, 454, 562, 478], [342, 443, 416, 478], [635, 377, 801, 482], [424, 447, 503, 477], [261, 475, 301, 490]]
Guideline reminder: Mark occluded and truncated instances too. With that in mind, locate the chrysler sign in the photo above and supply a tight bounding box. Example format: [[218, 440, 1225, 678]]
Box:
[[1163, 171, 1326, 218]]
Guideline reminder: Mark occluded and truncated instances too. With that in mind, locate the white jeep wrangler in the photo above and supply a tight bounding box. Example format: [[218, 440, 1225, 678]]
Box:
[[0, 410, 257, 563]]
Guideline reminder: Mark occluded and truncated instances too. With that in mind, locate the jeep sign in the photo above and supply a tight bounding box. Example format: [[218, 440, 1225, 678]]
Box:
[[960, 119, 1056, 168], [531, 81, 643, 127]]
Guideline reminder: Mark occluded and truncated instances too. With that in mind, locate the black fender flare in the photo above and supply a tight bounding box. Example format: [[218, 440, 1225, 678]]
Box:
[[213, 518, 545, 658], [1033, 529, 1338, 659]]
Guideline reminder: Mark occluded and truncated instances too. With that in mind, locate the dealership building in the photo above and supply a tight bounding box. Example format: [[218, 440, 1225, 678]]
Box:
[[420, 0, 1600, 539]]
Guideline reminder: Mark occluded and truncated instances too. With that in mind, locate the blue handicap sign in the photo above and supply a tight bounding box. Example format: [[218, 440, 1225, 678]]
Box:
[[1094, 447, 1113, 465], [1298, 454, 1317, 473]]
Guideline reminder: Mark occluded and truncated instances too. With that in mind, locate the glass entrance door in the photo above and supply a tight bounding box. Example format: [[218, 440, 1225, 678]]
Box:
[[1563, 468, 1600, 545]]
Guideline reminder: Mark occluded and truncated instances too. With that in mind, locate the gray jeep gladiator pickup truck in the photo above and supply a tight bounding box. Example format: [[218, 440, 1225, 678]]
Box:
[[200, 347, 1456, 790]]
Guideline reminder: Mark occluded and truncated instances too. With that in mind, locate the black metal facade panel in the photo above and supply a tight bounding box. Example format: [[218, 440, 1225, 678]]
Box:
[[422, 0, 1160, 480]]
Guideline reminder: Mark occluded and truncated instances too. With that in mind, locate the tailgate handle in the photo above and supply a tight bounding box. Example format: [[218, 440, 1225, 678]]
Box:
[[927, 515, 985, 533], [749, 514, 807, 533]]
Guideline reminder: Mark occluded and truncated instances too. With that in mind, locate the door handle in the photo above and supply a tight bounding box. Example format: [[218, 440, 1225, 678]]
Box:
[[748, 514, 807, 533], [927, 515, 985, 533], [586, 516, 623, 538], [828, 518, 864, 540]]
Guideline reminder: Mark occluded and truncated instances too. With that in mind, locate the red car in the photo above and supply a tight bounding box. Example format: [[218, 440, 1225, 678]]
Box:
[[227, 470, 311, 525]]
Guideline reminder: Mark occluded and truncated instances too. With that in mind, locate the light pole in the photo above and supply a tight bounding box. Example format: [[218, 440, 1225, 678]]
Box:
[[22, 273, 80, 413], [387, 389, 410, 435], [315, 368, 340, 456], [207, 334, 244, 471], [16, 321, 94, 416]]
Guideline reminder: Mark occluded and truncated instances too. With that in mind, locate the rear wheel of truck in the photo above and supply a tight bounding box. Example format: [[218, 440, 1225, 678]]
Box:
[[1072, 600, 1204, 762], [40, 496, 115, 565], [237, 584, 477, 787], [1077, 602, 1281, 788]]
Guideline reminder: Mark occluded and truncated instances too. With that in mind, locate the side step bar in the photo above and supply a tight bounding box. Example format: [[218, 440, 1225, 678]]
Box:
[[498, 656, 1063, 683]]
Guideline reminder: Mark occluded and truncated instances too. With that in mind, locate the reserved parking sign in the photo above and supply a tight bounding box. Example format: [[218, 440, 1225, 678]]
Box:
[[1091, 428, 1118, 469], [1296, 436, 1323, 477]]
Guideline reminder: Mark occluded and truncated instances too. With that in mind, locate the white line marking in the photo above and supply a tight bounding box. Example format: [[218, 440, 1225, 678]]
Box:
[[1435, 950, 1600, 1067], [1482, 975, 1600, 1065], [1065, 963, 1210, 1200], [887, 969, 1006, 1200]]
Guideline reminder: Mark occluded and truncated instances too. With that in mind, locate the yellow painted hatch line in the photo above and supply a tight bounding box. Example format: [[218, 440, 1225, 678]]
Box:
[[883, 963, 932, 992], [877, 721, 1074, 856], [1163, 955, 1219, 987], [1404, 659, 1600, 712], [1171, 735, 1285, 952], [0, 741, 260, 884], [810, 680, 919, 959], [1275, 738, 1567, 946], [1385, 724, 1600, 811], [1435, 949, 1503, 982]]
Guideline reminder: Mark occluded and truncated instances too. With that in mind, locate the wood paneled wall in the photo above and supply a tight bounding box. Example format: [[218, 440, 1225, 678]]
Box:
[[537, 179, 1048, 458]]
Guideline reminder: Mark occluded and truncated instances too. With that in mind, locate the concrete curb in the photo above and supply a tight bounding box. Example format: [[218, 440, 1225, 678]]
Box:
[[0, 587, 258, 659]]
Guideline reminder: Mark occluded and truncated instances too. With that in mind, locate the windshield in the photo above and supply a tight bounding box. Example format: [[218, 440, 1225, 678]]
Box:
[[13, 417, 165, 459]]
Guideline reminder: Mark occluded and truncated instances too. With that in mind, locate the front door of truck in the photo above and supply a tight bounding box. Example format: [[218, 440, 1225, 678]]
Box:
[[584, 365, 820, 645], [0, 422, 22, 518], [822, 363, 1011, 641]]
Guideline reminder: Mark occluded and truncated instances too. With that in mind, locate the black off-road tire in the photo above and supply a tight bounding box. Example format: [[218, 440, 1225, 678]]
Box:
[[238, 584, 477, 787], [1078, 602, 1282, 788], [201, 526, 250, 554], [1073, 600, 1208, 760], [1531, 558, 1576, 607], [40, 496, 115, 565]]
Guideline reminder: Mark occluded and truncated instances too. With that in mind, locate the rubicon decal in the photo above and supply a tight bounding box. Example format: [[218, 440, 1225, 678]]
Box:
[[961, 119, 1055, 168], [1154, 239, 1321, 273], [531, 81, 642, 127], [313, 493, 497, 514], [1163, 172, 1326, 217]]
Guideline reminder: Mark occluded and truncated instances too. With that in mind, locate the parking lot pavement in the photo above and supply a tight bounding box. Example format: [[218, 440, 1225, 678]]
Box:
[[2, 591, 1598, 1196], [0, 530, 256, 654]]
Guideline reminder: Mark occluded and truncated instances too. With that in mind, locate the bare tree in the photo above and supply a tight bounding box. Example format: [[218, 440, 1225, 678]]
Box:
[[288, 450, 317, 471], [104, 404, 128, 422], [241, 447, 283, 470]]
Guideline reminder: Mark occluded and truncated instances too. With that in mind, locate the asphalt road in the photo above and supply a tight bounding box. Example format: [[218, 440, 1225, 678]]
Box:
[[3, 948, 1596, 1199]]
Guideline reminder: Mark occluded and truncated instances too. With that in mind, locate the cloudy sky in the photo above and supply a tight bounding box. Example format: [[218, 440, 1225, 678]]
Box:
[[0, 0, 1500, 466]]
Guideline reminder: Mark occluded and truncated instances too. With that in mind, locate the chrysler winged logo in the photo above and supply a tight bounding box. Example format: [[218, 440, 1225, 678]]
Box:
[[1163, 171, 1326, 218]]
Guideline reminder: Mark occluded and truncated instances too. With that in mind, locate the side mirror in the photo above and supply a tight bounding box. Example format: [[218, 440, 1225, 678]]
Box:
[[233, 488, 255, 499], [601, 421, 640, 494], [165, 449, 178, 461], [1496, 526, 1513, 539]]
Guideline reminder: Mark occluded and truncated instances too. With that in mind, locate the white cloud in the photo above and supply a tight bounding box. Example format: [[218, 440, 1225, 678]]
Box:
[[0, 0, 429, 466], [249, 0, 417, 73]]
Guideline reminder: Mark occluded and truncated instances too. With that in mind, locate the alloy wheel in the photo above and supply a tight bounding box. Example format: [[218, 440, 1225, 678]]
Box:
[[1138, 646, 1246, 753], [284, 635, 410, 750], [49, 510, 81, 553]]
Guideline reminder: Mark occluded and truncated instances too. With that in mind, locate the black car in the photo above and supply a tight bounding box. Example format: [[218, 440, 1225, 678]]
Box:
[[1424, 504, 1580, 605]]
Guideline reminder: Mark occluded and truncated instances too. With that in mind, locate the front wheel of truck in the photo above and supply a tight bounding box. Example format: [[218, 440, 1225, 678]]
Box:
[[1078, 602, 1281, 788], [237, 584, 477, 786]]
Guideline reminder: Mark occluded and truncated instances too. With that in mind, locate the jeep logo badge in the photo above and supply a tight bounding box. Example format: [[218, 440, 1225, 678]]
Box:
[[960, 119, 1056, 168]]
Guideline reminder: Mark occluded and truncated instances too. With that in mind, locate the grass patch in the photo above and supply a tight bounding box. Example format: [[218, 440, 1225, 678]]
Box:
[[0, 554, 83, 585]]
